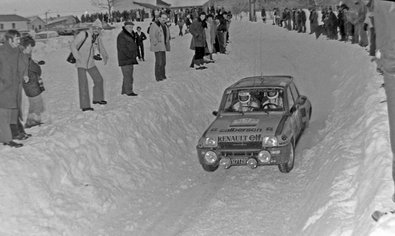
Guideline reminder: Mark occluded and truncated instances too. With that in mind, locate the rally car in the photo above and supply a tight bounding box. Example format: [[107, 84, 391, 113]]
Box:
[[196, 75, 312, 173]]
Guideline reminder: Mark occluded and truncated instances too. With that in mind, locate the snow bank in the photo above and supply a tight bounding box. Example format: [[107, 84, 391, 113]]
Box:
[[0, 19, 395, 235]]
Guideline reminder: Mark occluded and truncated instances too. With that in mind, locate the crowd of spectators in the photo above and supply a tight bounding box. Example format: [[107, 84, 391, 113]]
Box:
[[268, 0, 375, 56]]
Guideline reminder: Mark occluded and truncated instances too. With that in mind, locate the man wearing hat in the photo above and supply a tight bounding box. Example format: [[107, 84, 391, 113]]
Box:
[[117, 21, 138, 96], [70, 18, 109, 111]]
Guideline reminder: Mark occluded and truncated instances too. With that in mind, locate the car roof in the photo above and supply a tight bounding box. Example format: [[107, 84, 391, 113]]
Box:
[[227, 75, 293, 90]]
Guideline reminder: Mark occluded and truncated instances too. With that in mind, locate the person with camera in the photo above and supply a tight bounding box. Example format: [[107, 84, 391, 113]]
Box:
[[70, 19, 109, 112]]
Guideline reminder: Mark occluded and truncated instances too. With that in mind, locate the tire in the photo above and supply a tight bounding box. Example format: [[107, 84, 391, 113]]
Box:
[[202, 163, 219, 172], [302, 107, 312, 130], [278, 140, 295, 173]]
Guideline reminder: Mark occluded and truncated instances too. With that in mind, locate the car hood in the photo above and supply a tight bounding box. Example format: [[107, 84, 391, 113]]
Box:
[[206, 113, 284, 137]]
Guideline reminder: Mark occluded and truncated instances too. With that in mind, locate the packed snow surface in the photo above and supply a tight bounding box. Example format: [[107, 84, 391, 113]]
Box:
[[1, 17, 395, 236]]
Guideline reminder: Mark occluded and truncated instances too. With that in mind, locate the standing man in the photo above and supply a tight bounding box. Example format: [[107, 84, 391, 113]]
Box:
[[71, 19, 108, 111], [117, 21, 138, 96], [149, 12, 171, 82], [0, 30, 23, 147], [374, 0, 395, 202], [135, 26, 147, 61]]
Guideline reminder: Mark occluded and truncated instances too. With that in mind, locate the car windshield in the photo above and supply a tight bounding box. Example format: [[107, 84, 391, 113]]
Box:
[[221, 88, 285, 113]]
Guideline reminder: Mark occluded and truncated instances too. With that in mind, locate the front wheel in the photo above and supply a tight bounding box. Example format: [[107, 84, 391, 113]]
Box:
[[202, 163, 219, 172], [278, 140, 295, 173]]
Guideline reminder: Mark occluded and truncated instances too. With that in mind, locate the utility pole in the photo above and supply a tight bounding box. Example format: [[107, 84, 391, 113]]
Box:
[[45, 10, 50, 30], [249, 0, 256, 22]]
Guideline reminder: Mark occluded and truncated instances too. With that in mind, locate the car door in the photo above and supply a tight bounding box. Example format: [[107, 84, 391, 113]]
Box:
[[287, 86, 302, 137]]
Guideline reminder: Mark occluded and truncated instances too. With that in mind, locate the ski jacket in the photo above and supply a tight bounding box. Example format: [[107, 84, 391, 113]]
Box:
[[117, 27, 138, 67], [149, 21, 171, 52], [70, 29, 108, 69], [190, 18, 206, 49], [135, 31, 147, 45], [0, 42, 24, 109]]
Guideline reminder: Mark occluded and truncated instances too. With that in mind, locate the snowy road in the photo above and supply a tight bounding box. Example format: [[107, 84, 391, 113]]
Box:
[[0, 18, 392, 236]]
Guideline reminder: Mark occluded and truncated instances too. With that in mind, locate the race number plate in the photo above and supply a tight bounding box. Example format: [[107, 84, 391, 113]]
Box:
[[231, 157, 248, 165]]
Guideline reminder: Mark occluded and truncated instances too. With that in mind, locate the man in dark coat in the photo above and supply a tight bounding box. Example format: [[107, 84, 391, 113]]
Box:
[[309, 8, 318, 35], [0, 30, 24, 147], [261, 8, 266, 23], [117, 21, 138, 96]]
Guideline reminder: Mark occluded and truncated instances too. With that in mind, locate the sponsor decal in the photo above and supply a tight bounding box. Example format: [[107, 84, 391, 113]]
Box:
[[219, 128, 263, 133], [218, 134, 262, 142], [230, 118, 259, 127]]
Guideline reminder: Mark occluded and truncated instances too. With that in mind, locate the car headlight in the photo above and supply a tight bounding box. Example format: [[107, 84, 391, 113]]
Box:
[[204, 151, 218, 164], [262, 136, 278, 147], [202, 137, 218, 148]]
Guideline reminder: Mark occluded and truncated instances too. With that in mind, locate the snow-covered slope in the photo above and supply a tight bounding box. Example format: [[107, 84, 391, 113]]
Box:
[[0, 18, 394, 236]]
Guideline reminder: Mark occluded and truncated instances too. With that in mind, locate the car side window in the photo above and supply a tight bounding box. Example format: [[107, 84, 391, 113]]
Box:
[[290, 83, 299, 100], [287, 87, 294, 110]]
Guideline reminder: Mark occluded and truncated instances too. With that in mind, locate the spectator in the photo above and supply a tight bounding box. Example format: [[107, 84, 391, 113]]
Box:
[[117, 21, 138, 96], [20, 35, 46, 129], [366, 0, 376, 56], [149, 12, 171, 82], [178, 15, 185, 36], [337, 3, 348, 41], [216, 13, 227, 54], [354, 0, 368, 46], [0, 30, 24, 148], [374, 0, 395, 202], [261, 8, 266, 23], [70, 19, 109, 112], [190, 12, 207, 70], [309, 8, 318, 35], [135, 26, 147, 61], [205, 14, 216, 62]]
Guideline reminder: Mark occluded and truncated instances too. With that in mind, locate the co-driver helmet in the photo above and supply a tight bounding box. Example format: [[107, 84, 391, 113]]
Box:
[[238, 91, 251, 104], [267, 90, 278, 100]]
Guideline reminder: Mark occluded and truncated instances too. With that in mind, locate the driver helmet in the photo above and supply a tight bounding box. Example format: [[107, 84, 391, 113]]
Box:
[[267, 90, 278, 100], [238, 91, 251, 104]]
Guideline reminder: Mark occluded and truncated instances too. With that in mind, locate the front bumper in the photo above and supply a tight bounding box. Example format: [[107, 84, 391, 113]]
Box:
[[196, 143, 292, 168]]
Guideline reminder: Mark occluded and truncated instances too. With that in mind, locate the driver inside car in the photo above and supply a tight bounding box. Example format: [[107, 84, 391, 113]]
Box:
[[232, 91, 261, 112], [262, 90, 283, 110]]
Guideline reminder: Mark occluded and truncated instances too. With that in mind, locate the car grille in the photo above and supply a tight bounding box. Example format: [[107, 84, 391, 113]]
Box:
[[218, 141, 262, 150], [220, 150, 260, 157]]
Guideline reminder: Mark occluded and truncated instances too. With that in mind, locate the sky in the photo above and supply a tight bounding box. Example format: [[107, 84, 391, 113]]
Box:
[[0, 0, 99, 18], [0, 9, 395, 236], [0, 0, 204, 18]]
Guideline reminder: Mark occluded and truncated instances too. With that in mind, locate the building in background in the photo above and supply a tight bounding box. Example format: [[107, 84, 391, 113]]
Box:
[[114, 0, 171, 18], [169, 0, 210, 10], [0, 14, 29, 42], [46, 15, 76, 30], [27, 16, 45, 32], [0, 14, 29, 32]]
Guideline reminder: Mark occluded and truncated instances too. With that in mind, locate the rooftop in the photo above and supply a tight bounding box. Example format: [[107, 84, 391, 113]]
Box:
[[0, 14, 29, 22]]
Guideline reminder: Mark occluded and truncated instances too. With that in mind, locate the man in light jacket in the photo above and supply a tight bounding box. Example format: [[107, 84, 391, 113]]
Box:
[[71, 19, 108, 111], [149, 12, 171, 82]]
